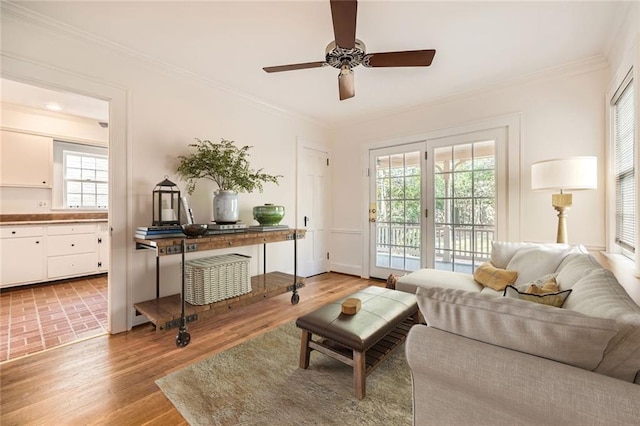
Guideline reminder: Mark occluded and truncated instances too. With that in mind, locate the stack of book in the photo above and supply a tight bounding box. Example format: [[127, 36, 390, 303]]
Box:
[[208, 222, 247, 234], [135, 225, 184, 239]]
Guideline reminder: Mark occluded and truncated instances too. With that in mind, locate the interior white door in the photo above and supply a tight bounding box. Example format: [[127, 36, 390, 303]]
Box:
[[297, 144, 330, 277]]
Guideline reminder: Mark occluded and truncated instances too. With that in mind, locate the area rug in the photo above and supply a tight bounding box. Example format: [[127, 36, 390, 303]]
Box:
[[156, 322, 413, 425]]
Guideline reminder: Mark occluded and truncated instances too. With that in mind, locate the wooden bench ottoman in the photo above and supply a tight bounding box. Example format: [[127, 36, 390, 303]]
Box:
[[295, 286, 418, 399]]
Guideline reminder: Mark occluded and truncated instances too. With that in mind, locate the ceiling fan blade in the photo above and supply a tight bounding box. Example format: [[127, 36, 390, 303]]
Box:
[[330, 0, 357, 49], [364, 49, 436, 67], [338, 70, 355, 101], [263, 61, 327, 73]]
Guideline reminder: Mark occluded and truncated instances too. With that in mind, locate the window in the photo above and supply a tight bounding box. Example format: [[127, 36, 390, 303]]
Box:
[[64, 151, 108, 209], [612, 74, 636, 257], [54, 140, 109, 209]]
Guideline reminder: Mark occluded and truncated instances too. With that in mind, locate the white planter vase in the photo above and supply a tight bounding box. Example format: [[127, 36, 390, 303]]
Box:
[[213, 190, 239, 224]]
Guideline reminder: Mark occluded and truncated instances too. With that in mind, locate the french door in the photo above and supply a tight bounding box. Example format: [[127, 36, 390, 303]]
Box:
[[426, 128, 506, 272], [369, 128, 506, 278], [369, 143, 425, 279]]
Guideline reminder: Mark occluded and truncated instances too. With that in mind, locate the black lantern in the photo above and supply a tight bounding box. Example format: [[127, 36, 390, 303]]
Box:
[[152, 176, 181, 226]]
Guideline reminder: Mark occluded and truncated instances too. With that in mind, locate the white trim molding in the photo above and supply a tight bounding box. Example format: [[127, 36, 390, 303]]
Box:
[[0, 53, 132, 333]]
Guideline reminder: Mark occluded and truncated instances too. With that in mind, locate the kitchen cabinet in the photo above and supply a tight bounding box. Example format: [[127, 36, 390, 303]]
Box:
[[0, 221, 108, 287], [0, 226, 46, 287], [47, 224, 98, 279], [0, 130, 52, 187]]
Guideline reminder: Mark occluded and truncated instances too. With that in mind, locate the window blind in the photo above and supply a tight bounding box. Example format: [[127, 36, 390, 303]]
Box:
[[614, 77, 636, 253]]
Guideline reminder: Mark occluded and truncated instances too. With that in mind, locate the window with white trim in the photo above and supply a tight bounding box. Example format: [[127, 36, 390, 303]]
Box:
[[612, 73, 636, 258], [53, 141, 108, 210], [61, 148, 108, 209]]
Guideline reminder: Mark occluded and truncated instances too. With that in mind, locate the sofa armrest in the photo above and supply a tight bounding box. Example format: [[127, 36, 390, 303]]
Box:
[[406, 325, 640, 426]]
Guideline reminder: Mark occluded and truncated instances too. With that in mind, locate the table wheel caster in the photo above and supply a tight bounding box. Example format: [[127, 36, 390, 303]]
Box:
[[291, 292, 300, 305], [176, 328, 191, 348]]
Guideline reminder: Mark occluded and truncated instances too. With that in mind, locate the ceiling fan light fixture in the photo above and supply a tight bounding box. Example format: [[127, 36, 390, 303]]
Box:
[[262, 0, 436, 100], [340, 62, 352, 76]]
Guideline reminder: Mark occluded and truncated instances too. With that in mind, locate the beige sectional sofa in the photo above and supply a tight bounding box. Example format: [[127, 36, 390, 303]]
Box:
[[397, 242, 640, 425]]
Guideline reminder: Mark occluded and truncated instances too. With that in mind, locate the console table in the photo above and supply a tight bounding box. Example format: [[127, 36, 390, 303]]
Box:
[[135, 228, 305, 347]]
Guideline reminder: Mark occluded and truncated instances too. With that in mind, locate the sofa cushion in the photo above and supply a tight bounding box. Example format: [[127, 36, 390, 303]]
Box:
[[503, 285, 572, 308], [479, 286, 504, 297], [416, 287, 618, 370], [491, 241, 536, 268], [562, 268, 640, 383], [506, 246, 571, 285], [473, 262, 518, 291], [395, 268, 483, 295], [556, 253, 603, 290], [491, 241, 581, 269]]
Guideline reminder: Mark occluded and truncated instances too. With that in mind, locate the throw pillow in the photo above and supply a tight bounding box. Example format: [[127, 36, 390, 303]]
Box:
[[473, 261, 518, 291], [506, 245, 571, 285], [386, 274, 398, 290], [416, 287, 618, 370], [503, 285, 572, 308], [515, 273, 559, 294]]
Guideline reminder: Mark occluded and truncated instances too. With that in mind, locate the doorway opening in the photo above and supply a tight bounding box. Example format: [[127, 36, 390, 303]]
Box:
[[0, 78, 110, 361]]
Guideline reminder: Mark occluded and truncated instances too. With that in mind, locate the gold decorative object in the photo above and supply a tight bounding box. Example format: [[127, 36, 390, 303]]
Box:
[[342, 298, 361, 315]]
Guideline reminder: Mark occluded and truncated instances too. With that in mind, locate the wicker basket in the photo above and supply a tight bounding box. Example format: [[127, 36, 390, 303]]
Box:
[[184, 254, 251, 305]]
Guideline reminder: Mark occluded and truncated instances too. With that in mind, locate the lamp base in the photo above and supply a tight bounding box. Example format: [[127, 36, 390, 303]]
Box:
[[552, 193, 572, 244]]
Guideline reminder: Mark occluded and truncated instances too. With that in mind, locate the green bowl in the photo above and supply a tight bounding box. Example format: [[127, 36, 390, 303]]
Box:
[[253, 204, 285, 226]]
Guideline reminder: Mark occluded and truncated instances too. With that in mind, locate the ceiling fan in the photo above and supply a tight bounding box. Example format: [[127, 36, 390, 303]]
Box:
[[262, 0, 436, 101]]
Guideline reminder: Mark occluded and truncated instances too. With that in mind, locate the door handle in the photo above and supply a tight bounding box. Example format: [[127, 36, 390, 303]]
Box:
[[304, 216, 310, 227]]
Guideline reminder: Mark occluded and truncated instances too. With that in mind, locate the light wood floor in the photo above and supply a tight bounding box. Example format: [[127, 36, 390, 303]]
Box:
[[0, 272, 381, 425]]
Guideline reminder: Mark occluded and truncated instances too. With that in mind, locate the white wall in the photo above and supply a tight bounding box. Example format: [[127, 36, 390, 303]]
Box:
[[1, 6, 329, 330], [330, 61, 609, 276], [0, 103, 109, 214]]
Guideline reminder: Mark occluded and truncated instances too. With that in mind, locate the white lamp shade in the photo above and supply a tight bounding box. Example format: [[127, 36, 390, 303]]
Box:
[[531, 156, 597, 191]]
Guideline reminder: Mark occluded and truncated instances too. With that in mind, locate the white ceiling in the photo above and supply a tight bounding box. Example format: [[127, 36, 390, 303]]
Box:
[[1, 78, 110, 121], [8, 1, 626, 127]]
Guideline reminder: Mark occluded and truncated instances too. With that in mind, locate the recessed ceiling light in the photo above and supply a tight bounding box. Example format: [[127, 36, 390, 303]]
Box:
[[45, 102, 62, 111]]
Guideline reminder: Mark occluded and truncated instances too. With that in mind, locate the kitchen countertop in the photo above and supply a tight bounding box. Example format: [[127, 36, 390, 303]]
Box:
[[0, 213, 108, 225]]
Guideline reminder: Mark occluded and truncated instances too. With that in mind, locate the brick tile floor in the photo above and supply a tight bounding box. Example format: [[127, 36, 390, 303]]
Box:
[[0, 275, 108, 362]]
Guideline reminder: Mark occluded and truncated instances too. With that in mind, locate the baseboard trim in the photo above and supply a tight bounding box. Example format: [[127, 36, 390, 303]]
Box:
[[330, 263, 361, 276]]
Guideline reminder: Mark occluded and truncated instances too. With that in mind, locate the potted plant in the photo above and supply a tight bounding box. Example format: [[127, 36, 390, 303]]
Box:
[[176, 138, 281, 223]]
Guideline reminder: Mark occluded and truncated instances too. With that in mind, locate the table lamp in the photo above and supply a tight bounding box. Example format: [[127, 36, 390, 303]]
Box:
[[531, 156, 597, 243]]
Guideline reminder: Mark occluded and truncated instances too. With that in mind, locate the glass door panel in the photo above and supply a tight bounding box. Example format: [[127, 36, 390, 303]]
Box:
[[370, 146, 423, 278], [433, 139, 496, 273]]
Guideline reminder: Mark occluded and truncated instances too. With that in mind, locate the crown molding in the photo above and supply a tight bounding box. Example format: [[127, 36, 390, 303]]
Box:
[[0, 1, 329, 130], [340, 55, 609, 129]]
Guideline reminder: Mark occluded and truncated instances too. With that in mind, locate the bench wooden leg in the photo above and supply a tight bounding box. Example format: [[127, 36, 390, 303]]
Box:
[[354, 350, 366, 399], [299, 329, 312, 369]]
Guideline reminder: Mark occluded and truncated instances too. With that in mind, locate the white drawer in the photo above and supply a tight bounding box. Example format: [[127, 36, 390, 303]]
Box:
[[48, 234, 96, 256], [47, 253, 97, 279], [0, 226, 44, 239], [47, 224, 96, 236]]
